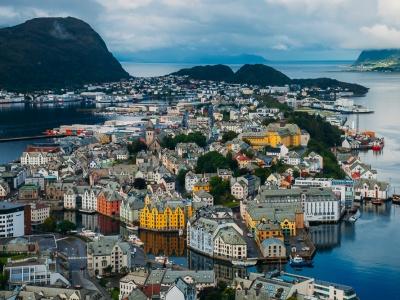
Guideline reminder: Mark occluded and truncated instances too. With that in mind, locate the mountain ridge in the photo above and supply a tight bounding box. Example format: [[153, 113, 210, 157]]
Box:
[[172, 64, 368, 95]]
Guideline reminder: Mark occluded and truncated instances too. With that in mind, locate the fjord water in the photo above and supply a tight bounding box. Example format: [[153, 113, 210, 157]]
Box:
[[1, 62, 400, 299]]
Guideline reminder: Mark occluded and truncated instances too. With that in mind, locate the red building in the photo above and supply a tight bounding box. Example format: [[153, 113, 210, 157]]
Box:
[[97, 190, 123, 218]]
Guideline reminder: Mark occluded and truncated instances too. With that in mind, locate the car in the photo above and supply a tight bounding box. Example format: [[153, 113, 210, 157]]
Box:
[[96, 275, 102, 279], [247, 233, 254, 238]]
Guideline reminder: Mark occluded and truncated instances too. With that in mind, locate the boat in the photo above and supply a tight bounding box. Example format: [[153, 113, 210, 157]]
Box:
[[79, 229, 97, 238], [348, 210, 361, 222], [155, 256, 172, 266], [371, 198, 383, 205], [231, 259, 257, 266], [128, 234, 144, 246], [126, 224, 139, 231], [371, 141, 382, 151], [392, 194, 400, 204], [289, 255, 313, 267]]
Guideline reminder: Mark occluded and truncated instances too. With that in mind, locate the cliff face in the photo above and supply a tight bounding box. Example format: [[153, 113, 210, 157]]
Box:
[[0, 17, 130, 91]]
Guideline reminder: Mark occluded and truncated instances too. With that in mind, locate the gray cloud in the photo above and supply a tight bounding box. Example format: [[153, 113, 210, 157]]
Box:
[[1, 0, 400, 61]]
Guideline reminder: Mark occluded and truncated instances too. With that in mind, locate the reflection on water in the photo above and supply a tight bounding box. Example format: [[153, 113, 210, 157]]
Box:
[[139, 231, 186, 257]]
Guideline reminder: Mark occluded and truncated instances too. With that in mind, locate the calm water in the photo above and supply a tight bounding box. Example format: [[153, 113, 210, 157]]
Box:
[[1, 62, 400, 299]]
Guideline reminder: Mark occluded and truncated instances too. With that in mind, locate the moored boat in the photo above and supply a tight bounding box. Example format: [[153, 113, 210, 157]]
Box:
[[155, 255, 172, 266], [289, 255, 313, 268], [392, 194, 400, 204], [371, 198, 383, 205], [128, 234, 144, 246], [348, 210, 361, 222]]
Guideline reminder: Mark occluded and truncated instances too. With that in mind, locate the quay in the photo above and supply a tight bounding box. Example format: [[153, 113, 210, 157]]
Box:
[[0, 134, 68, 143]]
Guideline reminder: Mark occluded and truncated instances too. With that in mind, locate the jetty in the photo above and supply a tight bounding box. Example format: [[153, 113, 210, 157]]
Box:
[[0, 134, 67, 143]]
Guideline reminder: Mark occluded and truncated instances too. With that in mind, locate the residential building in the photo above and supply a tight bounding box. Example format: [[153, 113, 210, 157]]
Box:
[[97, 189, 124, 217], [120, 192, 146, 226], [161, 277, 196, 300], [139, 200, 193, 231], [241, 123, 301, 149], [87, 236, 131, 276], [235, 271, 357, 300], [119, 270, 148, 300], [0, 202, 25, 237], [31, 203, 50, 224], [187, 207, 247, 260], [5, 257, 70, 287], [192, 190, 214, 206], [355, 178, 389, 200], [260, 238, 286, 259]]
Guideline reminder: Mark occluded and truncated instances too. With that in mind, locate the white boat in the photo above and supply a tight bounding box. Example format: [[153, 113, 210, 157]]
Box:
[[349, 210, 361, 223], [155, 256, 172, 266], [79, 229, 97, 238], [126, 224, 139, 231], [128, 234, 144, 246], [231, 259, 257, 266]]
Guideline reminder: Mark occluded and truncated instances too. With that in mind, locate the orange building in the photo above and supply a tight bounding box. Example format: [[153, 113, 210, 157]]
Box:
[[97, 190, 123, 218]]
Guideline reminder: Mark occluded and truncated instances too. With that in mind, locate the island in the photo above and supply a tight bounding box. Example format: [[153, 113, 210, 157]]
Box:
[[172, 64, 369, 96]]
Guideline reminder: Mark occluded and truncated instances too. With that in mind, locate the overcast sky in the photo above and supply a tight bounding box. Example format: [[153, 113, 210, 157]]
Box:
[[1, 0, 400, 61]]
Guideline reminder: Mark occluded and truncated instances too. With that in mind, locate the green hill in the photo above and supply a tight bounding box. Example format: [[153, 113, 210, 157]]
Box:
[[0, 17, 130, 91], [172, 64, 368, 95], [353, 49, 400, 71]]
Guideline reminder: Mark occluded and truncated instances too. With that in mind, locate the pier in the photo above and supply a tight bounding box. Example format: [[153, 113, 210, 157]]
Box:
[[0, 134, 68, 143]]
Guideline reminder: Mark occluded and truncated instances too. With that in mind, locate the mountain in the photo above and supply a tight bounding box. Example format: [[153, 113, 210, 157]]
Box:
[[173, 64, 234, 82], [172, 64, 368, 95], [353, 49, 400, 71], [233, 64, 290, 86], [0, 17, 130, 91]]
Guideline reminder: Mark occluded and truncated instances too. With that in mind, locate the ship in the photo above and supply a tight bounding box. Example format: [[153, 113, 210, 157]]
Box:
[[348, 210, 361, 222], [289, 255, 313, 268]]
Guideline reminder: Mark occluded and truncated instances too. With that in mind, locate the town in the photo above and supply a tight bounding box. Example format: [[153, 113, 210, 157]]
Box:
[[0, 74, 390, 300]]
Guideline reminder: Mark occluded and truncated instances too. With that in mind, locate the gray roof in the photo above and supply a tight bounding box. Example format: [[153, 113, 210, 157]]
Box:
[[87, 236, 131, 256]]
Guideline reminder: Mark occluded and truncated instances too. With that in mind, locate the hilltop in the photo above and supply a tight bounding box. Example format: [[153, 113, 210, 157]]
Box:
[[353, 49, 400, 72], [0, 17, 130, 91], [172, 64, 368, 95]]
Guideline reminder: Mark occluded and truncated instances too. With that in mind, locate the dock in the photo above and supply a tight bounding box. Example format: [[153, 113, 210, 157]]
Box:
[[0, 134, 68, 143]]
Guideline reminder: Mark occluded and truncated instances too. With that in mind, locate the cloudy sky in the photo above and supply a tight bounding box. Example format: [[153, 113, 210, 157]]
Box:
[[1, 0, 400, 62]]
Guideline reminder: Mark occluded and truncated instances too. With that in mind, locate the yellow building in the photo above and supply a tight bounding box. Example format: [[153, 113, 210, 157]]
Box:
[[139, 200, 193, 231], [242, 123, 301, 149], [192, 181, 210, 193], [255, 222, 284, 244], [245, 203, 300, 237]]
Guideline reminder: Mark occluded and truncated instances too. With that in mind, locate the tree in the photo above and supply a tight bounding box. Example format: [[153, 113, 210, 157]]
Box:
[[209, 177, 235, 206], [221, 131, 238, 143], [254, 168, 272, 185], [176, 169, 188, 192], [133, 178, 147, 190], [161, 132, 207, 149], [103, 265, 113, 275], [128, 139, 147, 155], [57, 220, 77, 234], [41, 216, 56, 232], [196, 151, 231, 173]]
